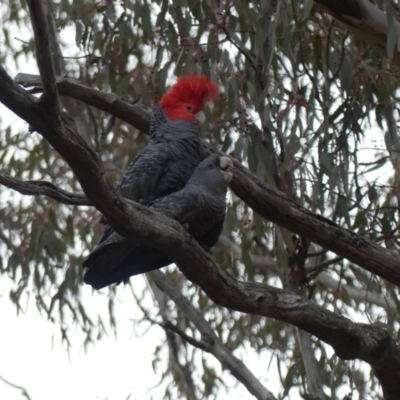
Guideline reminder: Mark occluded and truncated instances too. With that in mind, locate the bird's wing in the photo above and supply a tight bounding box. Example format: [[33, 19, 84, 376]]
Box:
[[83, 241, 172, 289], [150, 189, 200, 224], [197, 219, 224, 248], [95, 142, 172, 245], [118, 140, 171, 203]]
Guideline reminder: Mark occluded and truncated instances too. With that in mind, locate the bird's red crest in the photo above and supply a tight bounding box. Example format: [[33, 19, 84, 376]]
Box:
[[159, 75, 218, 121]]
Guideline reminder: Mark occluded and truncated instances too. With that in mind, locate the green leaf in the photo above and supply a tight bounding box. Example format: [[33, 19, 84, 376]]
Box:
[[302, 0, 314, 20], [387, 25, 397, 59], [384, 130, 393, 152], [253, 213, 265, 240], [221, 132, 233, 153], [338, 195, 351, 227], [234, 135, 244, 161], [242, 248, 254, 274], [141, 3, 153, 40], [363, 157, 387, 173], [75, 20, 84, 48], [201, 2, 214, 17], [320, 152, 333, 176], [340, 58, 353, 93], [156, 0, 169, 26]]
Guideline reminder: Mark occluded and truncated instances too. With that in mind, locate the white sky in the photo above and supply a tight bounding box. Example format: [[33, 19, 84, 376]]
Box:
[[0, 280, 167, 400]]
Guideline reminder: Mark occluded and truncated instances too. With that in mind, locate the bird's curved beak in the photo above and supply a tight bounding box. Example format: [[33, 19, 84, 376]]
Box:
[[195, 111, 205, 124], [220, 157, 233, 183]]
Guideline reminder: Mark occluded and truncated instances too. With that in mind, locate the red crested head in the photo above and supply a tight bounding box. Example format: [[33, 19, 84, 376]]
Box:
[[159, 75, 218, 122]]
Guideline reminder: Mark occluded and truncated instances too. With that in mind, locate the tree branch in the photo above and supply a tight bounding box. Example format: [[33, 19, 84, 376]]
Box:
[[215, 235, 279, 273], [148, 270, 276, 400], [15, 73, 152, 134], [315, 271, 396, 313], [314, 0, 400, 67], [161, 321, 207, 351], [287, 252, 326, 400], [173, 253, 400, 400], [296, 329, 326, 399], [0, 374, 32, 400], [44, 0, 84, 123], [27, 0, 59, 112], [0, 174, 91, 206], [13, 72, 400, 289], [146, 276, 197, 400]]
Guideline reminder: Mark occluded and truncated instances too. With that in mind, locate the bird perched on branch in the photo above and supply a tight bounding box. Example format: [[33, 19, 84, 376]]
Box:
[[84, 155, 233, 289], [118, 74, 218, 204], [83, 75, 219, 288]]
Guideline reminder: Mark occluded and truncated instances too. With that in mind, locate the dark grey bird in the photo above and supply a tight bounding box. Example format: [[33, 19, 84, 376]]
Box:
[[86, 75, 218, 252], [83, 155, 233, 289]]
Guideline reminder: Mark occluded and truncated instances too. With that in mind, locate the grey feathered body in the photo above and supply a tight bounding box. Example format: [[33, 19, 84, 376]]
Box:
[[91, 106, 202, 246], [83, 155, 229, 289], [118, 107, 202, 205]]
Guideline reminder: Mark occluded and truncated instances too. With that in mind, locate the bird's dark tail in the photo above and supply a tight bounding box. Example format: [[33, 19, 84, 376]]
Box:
[[83, 244, 173, 290]]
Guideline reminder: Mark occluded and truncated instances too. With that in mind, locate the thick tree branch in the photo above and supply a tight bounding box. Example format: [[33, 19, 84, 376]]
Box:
[[27, 0, 59, 112], [149, 270, 276, 400], [13, 72, 400, 289], [174, 252, 400, 400], [0, 72, 45, 131], [0, 174, 91, 206], [44, 0, 92, 142], [15, 73, 151, 133]]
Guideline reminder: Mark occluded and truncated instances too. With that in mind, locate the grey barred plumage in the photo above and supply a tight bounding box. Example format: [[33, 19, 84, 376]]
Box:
[[118, 106, 202, 205], [83, 155, 232, 289], [90, 106, 203, 247]]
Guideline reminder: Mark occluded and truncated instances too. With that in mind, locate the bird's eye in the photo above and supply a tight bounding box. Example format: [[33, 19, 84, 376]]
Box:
[[186, 105, 192, 111], [208, 164, 213, 168]]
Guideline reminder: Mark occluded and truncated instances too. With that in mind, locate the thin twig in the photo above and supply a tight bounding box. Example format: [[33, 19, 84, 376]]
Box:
[[0, 374, 32, 400], [148, 270, 277, 400], [161, 321, 208, 351], [0, 174, 91, 206]]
